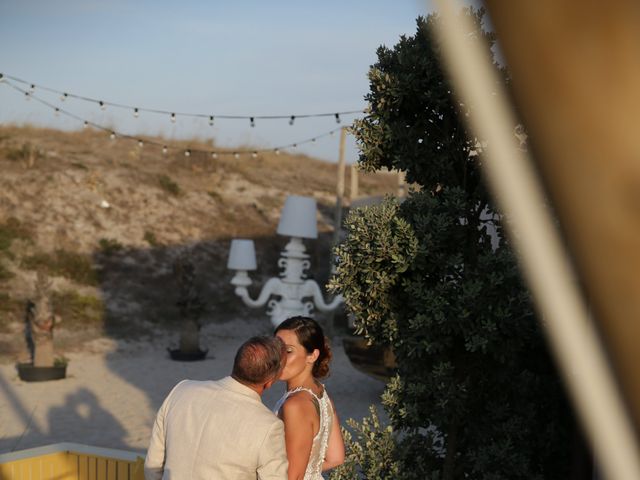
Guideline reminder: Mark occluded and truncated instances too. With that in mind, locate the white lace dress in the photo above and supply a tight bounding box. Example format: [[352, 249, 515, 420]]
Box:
[[274, 385, 334, 480]]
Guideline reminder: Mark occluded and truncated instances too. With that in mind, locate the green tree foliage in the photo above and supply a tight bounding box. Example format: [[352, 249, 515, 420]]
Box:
[[330, 10, 571, 479]]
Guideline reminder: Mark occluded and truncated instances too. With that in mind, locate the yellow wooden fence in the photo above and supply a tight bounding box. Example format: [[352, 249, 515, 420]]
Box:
[[0, 443, 144, 480]]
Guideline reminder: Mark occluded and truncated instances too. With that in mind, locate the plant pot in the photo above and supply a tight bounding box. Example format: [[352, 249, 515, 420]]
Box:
[[167, 347, 208, 361], [17, 362, 67, 382], [343, 336, 396, 382]]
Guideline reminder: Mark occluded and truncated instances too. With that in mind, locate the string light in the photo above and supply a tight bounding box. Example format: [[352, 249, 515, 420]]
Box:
[[184, 149, 191, 157], [133, 107, 139, 118], [250, 117, 255, 128], [54, 108, 60, 117], [170, 113, 176, 123], [0, 72, 365, 124], [29, 84, 35, 93], [24, 92, 30, 101], [208, 115, 214, 126], [3, 78, 345, 159], [162, 145, 168, 155]]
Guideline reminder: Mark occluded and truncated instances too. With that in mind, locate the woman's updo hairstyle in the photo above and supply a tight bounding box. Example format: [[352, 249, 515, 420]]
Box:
[[275, 316, 332, 379]]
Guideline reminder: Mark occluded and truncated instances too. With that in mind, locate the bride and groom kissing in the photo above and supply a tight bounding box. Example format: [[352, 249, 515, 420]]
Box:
[[144, 316, 345, 480]]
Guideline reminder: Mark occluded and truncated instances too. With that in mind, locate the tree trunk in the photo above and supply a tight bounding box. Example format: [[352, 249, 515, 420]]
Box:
[[179, 318, 200, 353], [443, 423, 459, 480], [34, 338, 54, 367]]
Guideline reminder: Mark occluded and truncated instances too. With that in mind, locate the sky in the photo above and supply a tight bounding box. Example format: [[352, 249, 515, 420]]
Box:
[[0, 1, 433, 163]]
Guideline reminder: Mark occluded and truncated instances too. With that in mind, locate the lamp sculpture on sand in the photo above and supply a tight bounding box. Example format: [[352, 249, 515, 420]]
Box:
[[227, 195, 343, 327]]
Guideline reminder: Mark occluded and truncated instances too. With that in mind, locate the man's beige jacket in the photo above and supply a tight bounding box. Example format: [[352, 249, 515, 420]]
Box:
[[144, 376, 288, 480]]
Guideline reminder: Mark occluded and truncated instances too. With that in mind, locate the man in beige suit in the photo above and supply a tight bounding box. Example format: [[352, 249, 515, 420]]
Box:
[[144, 336, 288, 480]]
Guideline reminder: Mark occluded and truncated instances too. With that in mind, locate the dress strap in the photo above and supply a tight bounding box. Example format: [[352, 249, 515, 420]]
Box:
[[273, 385, 325, 414]]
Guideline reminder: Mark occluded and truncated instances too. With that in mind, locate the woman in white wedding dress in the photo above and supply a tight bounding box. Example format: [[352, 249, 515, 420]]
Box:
[[274, 316, 345, 480]]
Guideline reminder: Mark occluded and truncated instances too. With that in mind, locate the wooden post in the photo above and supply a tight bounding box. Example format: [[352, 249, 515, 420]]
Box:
[[397, 170, 406, 198], [333, 127, 347, 247], [326, 127, 347, 337], [350, 163, 359, 203]]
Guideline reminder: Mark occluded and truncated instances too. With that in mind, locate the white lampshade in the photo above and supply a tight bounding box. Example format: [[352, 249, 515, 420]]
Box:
[[227, 239, 257, 270], [277, 195, 318, 239]]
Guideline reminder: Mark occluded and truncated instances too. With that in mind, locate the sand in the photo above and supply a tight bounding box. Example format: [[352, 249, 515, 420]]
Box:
[[0, 318, 385, 455]]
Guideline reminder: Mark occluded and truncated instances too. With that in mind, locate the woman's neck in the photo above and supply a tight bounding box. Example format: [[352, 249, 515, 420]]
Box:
[[286, 371, 316, 391]]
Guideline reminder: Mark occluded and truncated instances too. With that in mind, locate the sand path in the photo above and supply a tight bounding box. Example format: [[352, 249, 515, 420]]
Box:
[[0, 319, 385, 455]]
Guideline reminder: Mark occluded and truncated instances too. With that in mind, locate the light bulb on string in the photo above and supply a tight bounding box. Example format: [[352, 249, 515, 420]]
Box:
[[274, 148, 280, 155], [170, 113, 176, 123], [29, 84, 35, 93], [211, 152, 218, 159], [289, 115, 295, 126], [251, 151, 257, 159], [54, 108, 60, 117], [83, 121, 89, 129], [133, 108, 139, 118], [60, 93, 68, 102], [0, 73, 4, 82], [250, 117, 255, 128], [162, 146, 168, 155], [233, 152, 239, 159], [292, 143, 298, 148], [138, 140, 144, 148], [99, 101, 106, 110], [110, 132, 116, 140], [208, 115, 214, 126], [335, 113, 341, 123], [311, 138, 316, 142], [24, 92, 30, 101], [185, 149, 191, 157]]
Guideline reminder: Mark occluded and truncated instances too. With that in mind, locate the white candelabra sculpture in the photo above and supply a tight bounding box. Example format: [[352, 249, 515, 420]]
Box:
[[227, 195, 343, 327]]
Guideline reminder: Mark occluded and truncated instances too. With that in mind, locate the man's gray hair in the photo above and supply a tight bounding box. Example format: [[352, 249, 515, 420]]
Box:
[[232, 336, 286, 385]]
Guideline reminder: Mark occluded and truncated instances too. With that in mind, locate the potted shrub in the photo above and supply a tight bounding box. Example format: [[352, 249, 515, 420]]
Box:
[[17, 271, 67, 381], [168, 254, 207, 361]]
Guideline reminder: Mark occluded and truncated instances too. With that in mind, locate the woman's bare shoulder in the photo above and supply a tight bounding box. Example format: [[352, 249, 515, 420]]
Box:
[[281, 391, 317, 416]]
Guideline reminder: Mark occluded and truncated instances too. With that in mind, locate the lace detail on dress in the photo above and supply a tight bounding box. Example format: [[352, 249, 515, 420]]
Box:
[[274, 386, 333, 480]]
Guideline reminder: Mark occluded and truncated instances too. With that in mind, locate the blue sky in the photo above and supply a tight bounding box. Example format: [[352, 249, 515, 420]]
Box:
[[0, 1, 432, 163]]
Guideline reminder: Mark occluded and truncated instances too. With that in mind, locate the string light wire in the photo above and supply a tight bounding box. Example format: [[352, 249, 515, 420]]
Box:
[[0, 72, 364, 123], [2, 79, 347, 158]]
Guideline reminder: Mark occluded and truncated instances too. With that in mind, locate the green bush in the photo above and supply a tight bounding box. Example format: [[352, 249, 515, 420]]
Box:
[[99, 237, 124, 255], [22, 250, 98, 286], [330, 10, 571, 480], [4, 142, 44, 164], [158, 174, 181, 196], [330, 406, 401, 480], [0, 292, 23, 330], [143, 231, 159, 247], [52, 290, 104, 326], [0, 217, 31, 253], [0, 262, 14, 282]]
